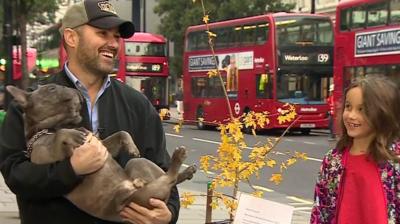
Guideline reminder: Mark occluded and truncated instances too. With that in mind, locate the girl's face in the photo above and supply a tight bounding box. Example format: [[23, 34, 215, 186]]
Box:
[[343, 87, 375, 142]]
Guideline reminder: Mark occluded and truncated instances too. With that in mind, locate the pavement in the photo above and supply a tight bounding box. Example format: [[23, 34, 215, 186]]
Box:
[[0, 107, 311, 223]]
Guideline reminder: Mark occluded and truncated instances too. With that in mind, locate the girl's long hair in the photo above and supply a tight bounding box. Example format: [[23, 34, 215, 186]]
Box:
[[336, 75, 400, 162]]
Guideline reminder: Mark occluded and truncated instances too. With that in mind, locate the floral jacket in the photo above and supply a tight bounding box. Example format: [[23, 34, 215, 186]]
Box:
[[310, 142, 400, 224]]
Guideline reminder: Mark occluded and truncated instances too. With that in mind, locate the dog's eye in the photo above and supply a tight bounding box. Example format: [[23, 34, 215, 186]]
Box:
[[47, 86, 56, 92]]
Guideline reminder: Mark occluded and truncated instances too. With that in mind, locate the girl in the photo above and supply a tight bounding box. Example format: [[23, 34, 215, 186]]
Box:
[[310, 75, 400, 224]]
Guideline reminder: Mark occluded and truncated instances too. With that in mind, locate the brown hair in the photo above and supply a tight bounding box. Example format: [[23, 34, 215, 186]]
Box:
[[336, 75, 400, 162]]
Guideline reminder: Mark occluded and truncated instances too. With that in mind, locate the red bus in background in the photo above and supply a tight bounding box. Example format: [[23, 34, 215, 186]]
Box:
[[183, 13, 334, 133], [116, 32, 169, 111], [35, 27, 169, 111], [334, 0, 400, 110]]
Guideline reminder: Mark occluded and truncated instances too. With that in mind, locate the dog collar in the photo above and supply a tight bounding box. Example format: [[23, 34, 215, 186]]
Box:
[[25, 129, 52, 158]]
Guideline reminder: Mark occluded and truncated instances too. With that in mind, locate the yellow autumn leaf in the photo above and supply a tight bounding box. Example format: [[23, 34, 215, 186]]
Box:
[[210, 200, 219, 209], [192, 0, 196, 2], [173, 124, 181, 133], [252, 191, 264, 198], [203, 15, 210, 24], [159, 108, 169, 120], [270, 173, 283, 185], [207, 69, 218, 77], [294, 151, 308, 160], [180, 192, 195, 208], [200, 156, 210, 172], [206, 31, 217, 38], [266, 159, 276, 168], [280, 162, 287, 171], [286, 158, 297, 166]]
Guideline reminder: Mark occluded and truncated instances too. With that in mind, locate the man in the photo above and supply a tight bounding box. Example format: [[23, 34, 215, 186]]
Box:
[[0, 0, 179, 223]]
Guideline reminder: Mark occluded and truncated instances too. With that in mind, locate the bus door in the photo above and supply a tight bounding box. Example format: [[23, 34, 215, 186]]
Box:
[[276, 68, 332, 128], [125, 76, 168, 110]]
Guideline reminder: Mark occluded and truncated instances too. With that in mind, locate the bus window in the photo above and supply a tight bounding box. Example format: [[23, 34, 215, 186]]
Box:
[[340, 8, 351, 31], [367, 2, 388, 27], [318, 21, 333, 43], [256, 73, 272, 99], [241, 24, 257, 46], [255, 23, 269, 44], [390, 0, 400, 24], [191, 77, 207, 97], [215, 27, 233, 49], [208, 76, 225, 98], [351, 6, 366, 29]]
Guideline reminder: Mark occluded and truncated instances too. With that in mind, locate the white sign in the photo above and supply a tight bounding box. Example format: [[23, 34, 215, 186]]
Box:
[[188, 51, 254, 72], [233, 193, 294, 224]]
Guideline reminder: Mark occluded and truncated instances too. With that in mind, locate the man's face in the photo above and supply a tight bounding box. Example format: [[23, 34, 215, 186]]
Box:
[[75, 25, 121, 76]]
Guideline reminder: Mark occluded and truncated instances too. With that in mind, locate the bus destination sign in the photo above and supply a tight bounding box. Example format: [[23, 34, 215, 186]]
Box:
[[126, 62, 163, 73], [355, 28, 400, 57], [280, 52, 331, 65]]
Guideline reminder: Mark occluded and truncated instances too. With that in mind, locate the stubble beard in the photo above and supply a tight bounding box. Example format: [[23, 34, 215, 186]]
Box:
[[77, 43, 115, 78]]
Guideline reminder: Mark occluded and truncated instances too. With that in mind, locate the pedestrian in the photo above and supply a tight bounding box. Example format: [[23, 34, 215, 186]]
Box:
[[310, 75, 400, 224], [175, 87, 183, 115], [326, 84, 336, 140], [0, 0, 179, 224]]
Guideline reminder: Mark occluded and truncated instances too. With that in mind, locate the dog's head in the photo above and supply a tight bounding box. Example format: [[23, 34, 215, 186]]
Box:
[[7, 84, 83, 134]]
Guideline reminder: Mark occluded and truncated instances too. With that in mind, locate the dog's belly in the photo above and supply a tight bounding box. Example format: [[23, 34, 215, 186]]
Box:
[[66, 155, 134, 222]]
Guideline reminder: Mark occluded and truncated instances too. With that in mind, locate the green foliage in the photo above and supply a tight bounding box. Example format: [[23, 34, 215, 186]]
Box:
[[17, 0, 58, 24], [154, 0, 295, 77]]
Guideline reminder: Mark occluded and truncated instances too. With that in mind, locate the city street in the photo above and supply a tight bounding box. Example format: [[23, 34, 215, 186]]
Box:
[[0, 116, 335, 224], [162, 115, 336, 223]]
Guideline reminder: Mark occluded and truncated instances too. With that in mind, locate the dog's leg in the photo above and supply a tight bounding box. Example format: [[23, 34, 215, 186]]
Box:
[[166, 146, 187, 178], [53, 128, 88, 158], [101, 131, 140, 157], [176, 164, 197, 184]]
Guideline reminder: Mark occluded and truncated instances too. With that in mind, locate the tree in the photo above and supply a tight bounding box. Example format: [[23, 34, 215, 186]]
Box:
[[14, 0, 58, 89], [154, 0, 295, 79]]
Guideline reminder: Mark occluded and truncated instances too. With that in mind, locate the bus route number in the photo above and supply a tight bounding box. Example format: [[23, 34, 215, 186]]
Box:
[[317, 54, 329, 63]]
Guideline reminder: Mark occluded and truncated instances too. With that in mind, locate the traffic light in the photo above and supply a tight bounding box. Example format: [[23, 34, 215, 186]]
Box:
[[0, 58, 6, 72]]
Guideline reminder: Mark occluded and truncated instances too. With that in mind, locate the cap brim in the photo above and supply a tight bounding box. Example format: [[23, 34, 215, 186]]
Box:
[[88, 16, 135, 38]]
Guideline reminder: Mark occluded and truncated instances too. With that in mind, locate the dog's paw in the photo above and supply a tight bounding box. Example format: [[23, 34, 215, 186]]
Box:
[[171, 146, 187, 164], [183, 164, 197, 180], [132, 178, 147, 189], [126, 142, 140, 157], [59, 128, 88, 148]]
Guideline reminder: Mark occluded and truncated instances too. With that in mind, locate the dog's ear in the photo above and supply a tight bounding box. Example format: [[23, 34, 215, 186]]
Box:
[[6, 85, 31, 108]]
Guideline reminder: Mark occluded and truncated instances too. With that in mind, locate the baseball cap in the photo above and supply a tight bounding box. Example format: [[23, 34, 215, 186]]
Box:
[[60, 0, 135, 38]]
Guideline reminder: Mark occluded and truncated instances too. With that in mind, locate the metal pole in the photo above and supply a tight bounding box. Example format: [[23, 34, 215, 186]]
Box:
[[205, 181, 213, 223], [3, 0, 14, 110], [311, 0, 316, 14]]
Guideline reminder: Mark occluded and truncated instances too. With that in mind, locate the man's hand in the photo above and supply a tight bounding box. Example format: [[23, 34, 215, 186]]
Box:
[[120, 198, 172, 224], [70, 133, 108, 175]]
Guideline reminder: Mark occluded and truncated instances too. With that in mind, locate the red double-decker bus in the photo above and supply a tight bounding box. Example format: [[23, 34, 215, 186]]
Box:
[[116, 32, 170, 111], [334, 0, 400, 108], [183, 13, 334, 133], [36, 27, 169, 111]]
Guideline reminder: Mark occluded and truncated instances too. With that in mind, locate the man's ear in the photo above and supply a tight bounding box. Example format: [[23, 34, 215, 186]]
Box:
[[6, 85, 30, 108], [63, 28, 79, 49]]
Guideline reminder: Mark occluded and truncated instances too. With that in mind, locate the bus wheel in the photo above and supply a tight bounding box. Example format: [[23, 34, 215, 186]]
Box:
[[301, 129, 311, 135], [196, 107, 206, 130]]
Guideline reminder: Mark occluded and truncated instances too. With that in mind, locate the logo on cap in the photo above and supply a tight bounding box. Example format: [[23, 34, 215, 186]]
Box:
[[98, 1, 117, 14]]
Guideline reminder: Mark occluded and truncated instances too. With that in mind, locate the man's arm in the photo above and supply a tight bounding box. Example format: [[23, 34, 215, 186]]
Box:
[[0, 102, 83, 199]]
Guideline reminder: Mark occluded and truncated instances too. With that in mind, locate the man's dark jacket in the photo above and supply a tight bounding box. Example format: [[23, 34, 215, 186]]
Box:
[[0, 71, 180, 224]]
